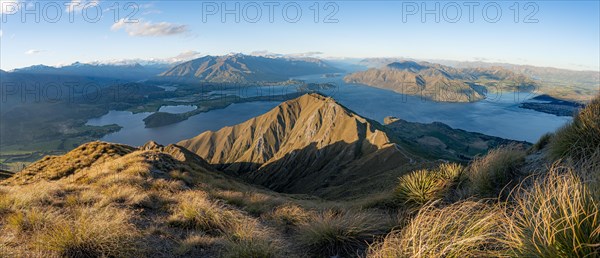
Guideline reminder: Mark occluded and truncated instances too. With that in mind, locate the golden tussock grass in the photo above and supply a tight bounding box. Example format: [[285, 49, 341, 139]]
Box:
[[263, 203, 313, 229], [550, 94, 600, 161], [296, 209, 390, 257], [212, 190, 286, 216], [168, 191, 244, 235], [36, 207, 141, 257], [466, 144, 526, 197], [506, 166, 600, 257], [368, 201, 511, 258]]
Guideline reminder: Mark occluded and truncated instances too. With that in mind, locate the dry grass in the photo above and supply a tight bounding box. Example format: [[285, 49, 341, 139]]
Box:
[[506, 166, 600, 257], [0, 143, 294, 257], [213, 190, 286, 216], [466, 145, 526, 197], [6, 209, 56, 233], [368, 201, 511, 258], [296, 209, 390, 257], [550, 94, 600, 160], [222, 221, 281, 258], [6, 142, 134, 184], [168, 191, 242, 235], [263, 204, 313, 229], [175, 233, 222, 256], [36, 207, 140, 257]]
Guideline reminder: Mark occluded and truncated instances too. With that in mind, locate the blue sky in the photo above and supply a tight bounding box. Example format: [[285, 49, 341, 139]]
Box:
[[1, 0, 599, 71]]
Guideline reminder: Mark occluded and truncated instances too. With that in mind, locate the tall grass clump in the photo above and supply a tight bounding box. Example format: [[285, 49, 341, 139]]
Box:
[[263, 204, 312, 229], [467, 145, 526, 197], [37, 208, 140, 257], [531, 132, 553, 152], [550, 94, 600, 161], [395, 163, 464, 207], [168, 191, 241, 235], [223, 222, 281, 258], [395, 170, 445, 207], [6, 209, 55, 233], [296, 210, 389, 257], [507, 167, 600, 257], [368, 201, 511, 258]]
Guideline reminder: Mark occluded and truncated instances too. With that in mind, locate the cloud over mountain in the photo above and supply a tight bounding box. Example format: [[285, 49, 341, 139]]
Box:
[[111, 19, 188, 37]]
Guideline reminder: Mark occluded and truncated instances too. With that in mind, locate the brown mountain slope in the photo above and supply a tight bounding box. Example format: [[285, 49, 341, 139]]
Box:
[[178, 93, 423, 198], [345, 61, 539, 102], [344, 62, 485, 102], [159, 54, 341, 83]]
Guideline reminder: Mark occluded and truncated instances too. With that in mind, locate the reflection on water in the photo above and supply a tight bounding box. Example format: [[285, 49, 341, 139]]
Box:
[[158, 105, 197, 114]]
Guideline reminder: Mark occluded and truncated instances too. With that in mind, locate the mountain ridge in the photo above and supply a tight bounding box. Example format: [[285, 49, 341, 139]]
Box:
[[159, 54, 342, 83], [177, 93, 420, 197]]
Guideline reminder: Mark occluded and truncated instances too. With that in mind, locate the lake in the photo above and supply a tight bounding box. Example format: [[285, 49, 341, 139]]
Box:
[[86, 101, 281, 146], [87, 75, 572, 146]]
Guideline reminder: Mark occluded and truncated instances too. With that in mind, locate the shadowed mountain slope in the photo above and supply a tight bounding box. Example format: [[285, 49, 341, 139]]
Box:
[[177, 93, 529, 198], [178, 93, 421, 197]]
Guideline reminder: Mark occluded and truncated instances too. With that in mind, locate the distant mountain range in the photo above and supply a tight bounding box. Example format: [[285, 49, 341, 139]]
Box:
[[3, 55, 597, 102], [158, 54, 342, 83], [359, 58, 599, 102], [344, 61, 538, 102], [10, 62, 168, 81], [2, 54, 342, 86]]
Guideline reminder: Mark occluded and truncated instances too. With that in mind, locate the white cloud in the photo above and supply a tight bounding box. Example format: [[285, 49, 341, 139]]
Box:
[[288, 51, 324, 58], [250, 51, 324, 58], [1, 0, 20, 14], [111, 19, 188, 37], [169, 50, 202, 62], [25, 49, 44, 55], [0, 30, 3, 38], [89, 50, 203, 66]]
